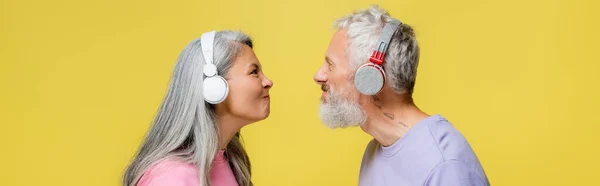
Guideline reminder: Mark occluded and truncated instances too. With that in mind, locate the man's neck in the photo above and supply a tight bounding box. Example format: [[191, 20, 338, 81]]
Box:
[[360, 97, 429, 147]]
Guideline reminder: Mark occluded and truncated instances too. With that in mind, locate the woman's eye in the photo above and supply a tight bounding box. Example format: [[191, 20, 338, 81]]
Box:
[[251, 69, 258, 75]]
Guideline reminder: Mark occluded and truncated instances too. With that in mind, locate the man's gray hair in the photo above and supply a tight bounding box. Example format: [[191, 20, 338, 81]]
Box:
[[333, 5, 420, 95]]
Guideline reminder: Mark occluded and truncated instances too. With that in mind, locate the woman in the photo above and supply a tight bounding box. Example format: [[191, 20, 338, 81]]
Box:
[[123, 30, 273, 186]]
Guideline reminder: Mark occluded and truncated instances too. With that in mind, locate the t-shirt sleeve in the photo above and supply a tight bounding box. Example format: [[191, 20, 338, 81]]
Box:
[[424, 160, 489, 186], [137, 164, 199, 186]]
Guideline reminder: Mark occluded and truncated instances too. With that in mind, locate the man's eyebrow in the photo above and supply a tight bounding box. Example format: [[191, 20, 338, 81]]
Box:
[[325, 56, 335, 67]]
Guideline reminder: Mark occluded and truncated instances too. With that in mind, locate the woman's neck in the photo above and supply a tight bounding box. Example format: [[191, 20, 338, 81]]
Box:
[[216, 114, 247, 150]]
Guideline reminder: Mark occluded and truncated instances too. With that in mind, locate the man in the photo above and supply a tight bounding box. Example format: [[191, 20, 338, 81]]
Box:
[[314, 5, 490, 186]]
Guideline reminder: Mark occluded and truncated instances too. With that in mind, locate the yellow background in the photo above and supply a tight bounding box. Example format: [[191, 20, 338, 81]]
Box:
[[1, 0, 599, 185]]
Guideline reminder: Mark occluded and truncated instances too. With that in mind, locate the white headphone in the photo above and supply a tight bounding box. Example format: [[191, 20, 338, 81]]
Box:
[[354, 19, 402, 95], [201, 31, 229, 104]]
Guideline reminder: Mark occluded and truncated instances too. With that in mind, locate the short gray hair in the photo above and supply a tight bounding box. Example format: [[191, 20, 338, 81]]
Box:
[[333, 5, 420, 95]]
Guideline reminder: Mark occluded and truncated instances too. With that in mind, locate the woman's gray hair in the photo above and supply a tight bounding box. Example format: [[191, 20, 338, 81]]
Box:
[[333, 5, 420, 95], [123, 30, 253, 186]]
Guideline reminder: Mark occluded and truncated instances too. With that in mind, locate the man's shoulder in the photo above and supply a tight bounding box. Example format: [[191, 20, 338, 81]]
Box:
[[423, 115, 478, 161], [423, 115, 489, 185]]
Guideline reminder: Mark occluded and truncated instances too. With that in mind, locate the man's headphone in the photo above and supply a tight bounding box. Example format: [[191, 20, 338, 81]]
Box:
[[354, 19, 402, 95], [201, 31, 229, 104]]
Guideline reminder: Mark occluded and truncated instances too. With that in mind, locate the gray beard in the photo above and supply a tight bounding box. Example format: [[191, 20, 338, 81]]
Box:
[[319, 87, 367, 129]]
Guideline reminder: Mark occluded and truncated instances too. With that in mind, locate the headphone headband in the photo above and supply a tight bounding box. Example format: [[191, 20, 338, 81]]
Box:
[[200, 31, 216, 65], [200, 31, 219, 77], [369, 19, 402, 65]]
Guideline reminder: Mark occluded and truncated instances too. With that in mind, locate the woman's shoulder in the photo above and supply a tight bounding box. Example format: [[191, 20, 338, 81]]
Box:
[[137, 158, 200, 186]]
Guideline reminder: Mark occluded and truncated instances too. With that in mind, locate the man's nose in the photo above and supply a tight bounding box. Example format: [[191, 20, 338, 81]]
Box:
[[314, 63, 328, 85]]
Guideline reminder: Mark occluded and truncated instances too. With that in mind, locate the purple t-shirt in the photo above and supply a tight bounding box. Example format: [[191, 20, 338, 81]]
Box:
[[358, 114, 489, 186]]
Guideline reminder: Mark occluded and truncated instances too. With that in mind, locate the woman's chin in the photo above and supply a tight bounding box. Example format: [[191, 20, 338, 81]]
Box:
[[246, 110, 270, 124], [256, 110, 270, 121], [261, 104, 271, 119]]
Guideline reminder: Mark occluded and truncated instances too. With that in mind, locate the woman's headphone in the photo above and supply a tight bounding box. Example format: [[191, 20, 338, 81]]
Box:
[[200, 31, 229, 104], [354, 19, 402, 95]]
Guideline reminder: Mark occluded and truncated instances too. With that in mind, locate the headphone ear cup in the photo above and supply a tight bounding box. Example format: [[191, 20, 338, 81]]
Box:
[[203, 75, 229, 104], [354, 63, 386, 95]]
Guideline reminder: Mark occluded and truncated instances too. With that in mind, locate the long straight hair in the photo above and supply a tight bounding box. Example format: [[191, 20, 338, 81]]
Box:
[[123, 30, 254, 186]]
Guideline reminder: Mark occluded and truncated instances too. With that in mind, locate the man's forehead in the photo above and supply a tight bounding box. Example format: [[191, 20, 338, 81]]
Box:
[[325, 29, 349, 64]]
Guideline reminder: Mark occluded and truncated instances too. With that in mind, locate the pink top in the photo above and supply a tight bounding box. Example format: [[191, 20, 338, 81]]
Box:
[[137, 150, 238, 186]]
